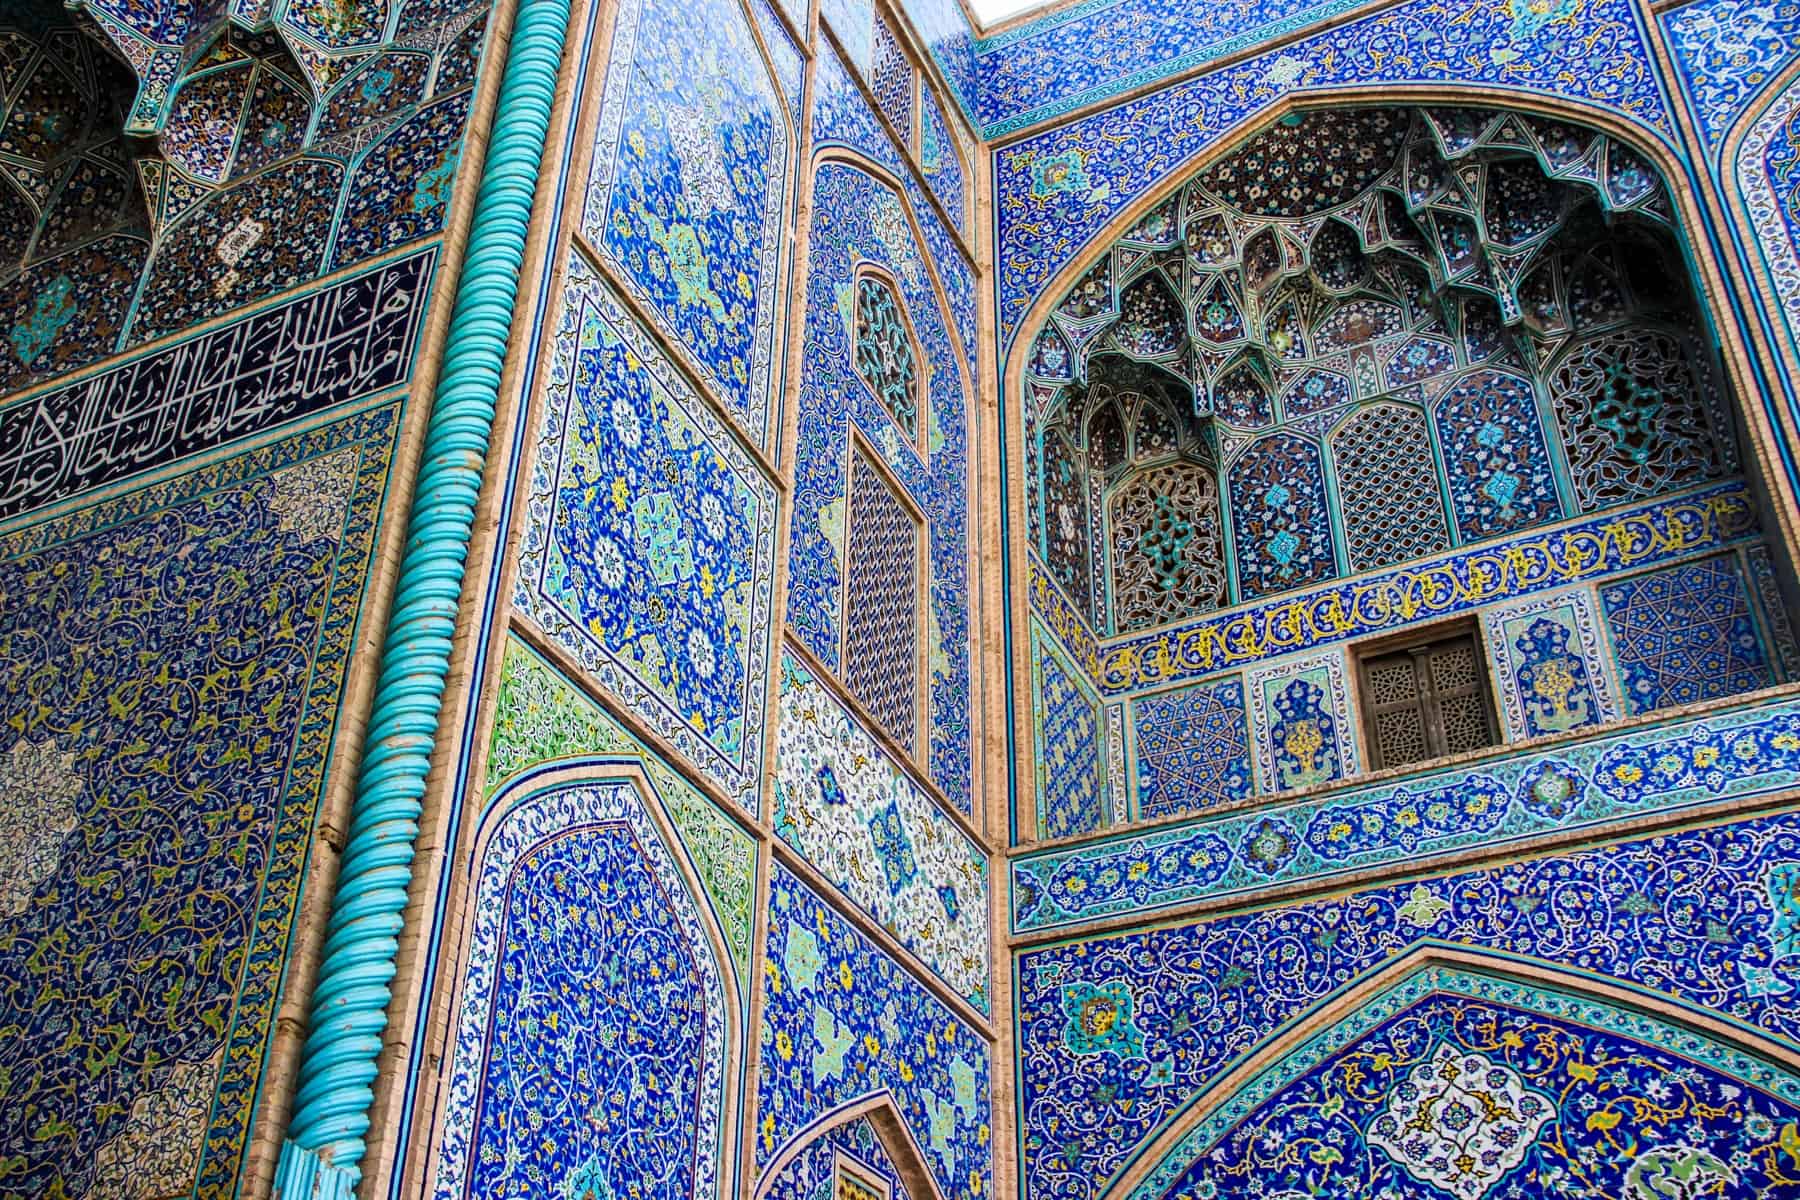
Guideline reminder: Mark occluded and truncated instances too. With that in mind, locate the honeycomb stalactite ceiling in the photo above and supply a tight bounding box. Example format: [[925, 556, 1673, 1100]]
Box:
[[1025, 104, 1739, 635]]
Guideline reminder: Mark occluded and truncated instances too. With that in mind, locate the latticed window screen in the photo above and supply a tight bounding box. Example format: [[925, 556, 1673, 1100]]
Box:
[[1356, 627, 1499, 769], [842, 447, 921, 754]]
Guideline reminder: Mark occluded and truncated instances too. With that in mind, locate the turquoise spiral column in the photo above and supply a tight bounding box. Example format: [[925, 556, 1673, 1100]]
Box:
[[272, 0, 572, 1193]]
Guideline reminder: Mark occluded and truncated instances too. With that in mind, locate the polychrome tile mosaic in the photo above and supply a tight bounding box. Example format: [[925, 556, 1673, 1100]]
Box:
[[1244, 650, 1357, 794], [486, 635, 757, 976], [1012, 689, 1800, 933], [513, 251, 777, 815], [991, 0, 1675, 346], [1130, 965, 1800, 1200], [773, 649, 990, 1012], [1016, 811, 1800, 1200], [582, 0, 794, 453], [786, 157, 972, 812], [0, 404, 396, 1200], [759, 862, 992, 1200], [1484, 587, 1619, 740], [1663, 0, 1800, 148], [763, 1116, 916, 1200], [1602, 554, 1775, 715], [1031, 482, 1761, 696], [1032, 618, 1107, 840], [1131, 676, 1253, 820], [430, 779, 729, 1200]]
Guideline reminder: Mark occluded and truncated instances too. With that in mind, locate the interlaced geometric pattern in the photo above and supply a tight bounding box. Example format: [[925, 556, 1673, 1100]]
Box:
[[854, 275, 921, 442], [842, 449, 920, 751], [1108, 460, 1227, 633], [1601, 556, 1774, 714], [1021, 107, 1738, 634], [870, 10, 914, 144], [1329, 402, 1451, 572], [1133, 677, 1253, 819], [1549, 329, 1725, 512]]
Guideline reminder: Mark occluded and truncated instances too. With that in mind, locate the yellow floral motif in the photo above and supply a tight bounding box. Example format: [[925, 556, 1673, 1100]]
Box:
[[838, 961, 854, 991], [1693, 745, 1719, 768], [1039, 489, 1757, 693], [1613, 764, 1643, 784]]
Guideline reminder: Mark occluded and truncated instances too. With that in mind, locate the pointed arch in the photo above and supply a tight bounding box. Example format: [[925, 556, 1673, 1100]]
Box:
[[1108, 946, 1800, 1200], [422, 762, 743, 1200], [755, 1092, 950, 1200]]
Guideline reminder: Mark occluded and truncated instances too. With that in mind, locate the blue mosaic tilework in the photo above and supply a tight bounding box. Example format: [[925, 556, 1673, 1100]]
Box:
[[1034, 482, 1761, 696], [812, 41, 978, 356], [1011, 689, 1800, 933], [1434, 367, 1564, 542], [429, 781, 728, 1200], [786, 158, 972, 811], [131, 158, 346, 343], [1748, 543, 1800, 682], [1132, 966, 1800, 1200], [512, 251, 777, 815], [991, 0, 1675, 348], [972, 0, 1362, 135], [583, 0, 793, 453], [1603, 554, 1776, 714], [758, 862, 992, 1200], [898, 0, 978, 125], [1734, 73, 1800, 386], [764, 1116, 915, 1200], [1016, 810, 1800, 1200], [919, 86, 968, 235], [1663, 0, 1800, 149], [1245, 651, 1356, 793], [485, 636, 758, 978], [751, 0, 807, 126], [1485, 587, 1620, 739], [0, 405, 396, 1200], [823, 0, 875, 76], [0, 0, 486, 397], [329, 88, 473, 270], [1227, 433, 1336, 600], [774, 651, 990, 1012], [1033, 620, 1107, 840], [1132, 677, 1253, 820]]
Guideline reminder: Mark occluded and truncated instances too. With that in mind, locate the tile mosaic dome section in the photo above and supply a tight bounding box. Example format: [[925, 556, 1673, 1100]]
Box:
[[1021, 105, 1739, 635]]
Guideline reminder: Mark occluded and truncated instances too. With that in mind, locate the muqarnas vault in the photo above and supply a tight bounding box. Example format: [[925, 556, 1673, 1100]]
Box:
[[4, 0, 1800, 1197]]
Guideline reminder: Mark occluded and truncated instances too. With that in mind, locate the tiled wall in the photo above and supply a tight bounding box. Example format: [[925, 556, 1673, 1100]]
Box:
[[431, 0, 995, 1194]]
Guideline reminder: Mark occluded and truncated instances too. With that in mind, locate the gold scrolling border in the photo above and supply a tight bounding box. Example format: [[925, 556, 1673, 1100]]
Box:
[[1027, 481, 1760, 697]]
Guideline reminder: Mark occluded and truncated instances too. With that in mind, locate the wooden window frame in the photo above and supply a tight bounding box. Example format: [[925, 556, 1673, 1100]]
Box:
[[1353, 619, 1502, 771]]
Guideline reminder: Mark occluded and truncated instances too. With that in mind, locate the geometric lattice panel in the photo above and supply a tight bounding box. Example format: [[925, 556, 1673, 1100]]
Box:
[[842, 447, 921, 752], [1133, 676, 1253, 819], [513, 251, 777, 814], [1601, 554, 1774, 714], [1033, 620, 1106, 840]]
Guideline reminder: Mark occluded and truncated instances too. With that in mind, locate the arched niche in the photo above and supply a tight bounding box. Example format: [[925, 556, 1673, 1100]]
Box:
[[755, 1093, 950, 1200], [1018, 103, 1752, 635], [423, 767, 740, 1200], [1116, 951, 1800, 1200]]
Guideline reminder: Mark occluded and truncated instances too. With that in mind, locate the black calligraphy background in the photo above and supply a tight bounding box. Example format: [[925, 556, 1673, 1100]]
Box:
[[0, 248, 435, 522]]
